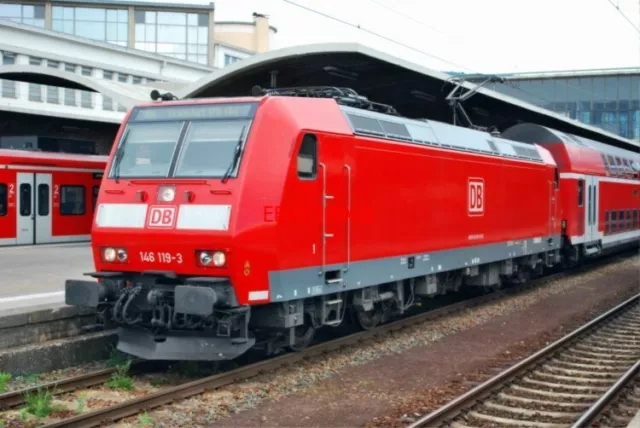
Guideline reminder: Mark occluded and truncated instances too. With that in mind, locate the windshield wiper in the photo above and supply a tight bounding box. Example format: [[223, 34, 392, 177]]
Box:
[[111, 129, 129, 184], [221, 125, 246, 184]]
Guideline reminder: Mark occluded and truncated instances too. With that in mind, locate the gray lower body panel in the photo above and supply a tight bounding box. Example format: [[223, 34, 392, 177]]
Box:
[[268, 235, 561, 302]]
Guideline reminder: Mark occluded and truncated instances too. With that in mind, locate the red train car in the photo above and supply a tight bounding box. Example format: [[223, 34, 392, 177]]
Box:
[[0, 149, 107, 246], [502, 124, 640, 262], [66, 89, 568, 361]]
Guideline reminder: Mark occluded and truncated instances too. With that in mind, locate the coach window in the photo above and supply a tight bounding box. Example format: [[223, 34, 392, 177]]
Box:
[[634, 210, 639, 230], [60, 186, 86, 216], [577, 179, 584, 206], [297, 133, 317, 179], [0, 184, 6, 216], [618, 209, 625, 232], [611, 211, 617, 234], [627, 209, 632, 230], [19, 183, 31, 216], [37, 184, 49, 216], [605, 211, 610, 235]]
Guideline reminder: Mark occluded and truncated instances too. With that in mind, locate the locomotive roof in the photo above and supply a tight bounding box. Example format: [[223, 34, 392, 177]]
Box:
[[176, 42, 638, 153], [337, 104, 552, 165], [0, 148, 108, 167]]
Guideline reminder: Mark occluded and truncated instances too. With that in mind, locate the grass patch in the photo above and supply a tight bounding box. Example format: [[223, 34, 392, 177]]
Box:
[[22, 387, 54, 419], [106, 360, 135, 391], [138, 412, 153, 426], [75, 392, 86, 414], [0, 373, 11, 393]]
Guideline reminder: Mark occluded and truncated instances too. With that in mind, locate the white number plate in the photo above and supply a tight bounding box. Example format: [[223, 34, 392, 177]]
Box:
[[139, 251, 183, 264]]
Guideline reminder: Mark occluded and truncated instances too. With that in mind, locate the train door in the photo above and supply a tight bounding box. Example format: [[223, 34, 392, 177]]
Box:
[[317, 134, 348, 285], [16, 173, 34, 245], [584, 176, 598, 243], [15, 172, 53, 245], [35, 173, 52, 244]]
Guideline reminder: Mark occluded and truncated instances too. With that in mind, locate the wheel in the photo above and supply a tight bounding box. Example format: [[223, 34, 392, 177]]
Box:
[[287, 322, 315, 352], [354, 305, 384, 330]]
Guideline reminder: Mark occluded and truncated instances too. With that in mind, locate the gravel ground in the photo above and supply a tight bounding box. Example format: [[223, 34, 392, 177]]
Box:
[[100, 255, 640, 428]]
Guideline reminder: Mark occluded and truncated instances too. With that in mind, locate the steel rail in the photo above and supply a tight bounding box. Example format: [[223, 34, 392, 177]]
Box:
[[0, 360, 154, 410], [407, 292, 640, 428], [40, 269, 579, 428], [2, 248, 625, 427], [570, 359, 640, 428]]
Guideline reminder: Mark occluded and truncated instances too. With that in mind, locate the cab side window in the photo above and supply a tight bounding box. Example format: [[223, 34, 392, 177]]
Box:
[[577, 179, 584, 206], [297, 133, 317, 180]]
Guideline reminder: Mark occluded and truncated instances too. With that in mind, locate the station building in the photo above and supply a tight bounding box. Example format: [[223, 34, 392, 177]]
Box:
[[0, 0, 277, 154], [462, 68, 640, 142]]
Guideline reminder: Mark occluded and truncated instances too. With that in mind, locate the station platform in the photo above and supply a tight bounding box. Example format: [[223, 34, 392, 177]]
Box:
[[629, 410, 640, 428], [0, 242, 94, 313]]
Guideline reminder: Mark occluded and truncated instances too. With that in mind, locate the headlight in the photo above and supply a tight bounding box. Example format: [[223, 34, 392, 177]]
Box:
[[158, 185, 175, 202], [196, 250, 226, 267], [199, 251, 213, 266], [117, 248, 128, 262], [103, 247, 116, 262], [213, 251, 226, 267]]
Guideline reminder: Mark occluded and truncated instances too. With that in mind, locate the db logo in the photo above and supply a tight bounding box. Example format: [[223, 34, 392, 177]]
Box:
[[147, 206, 177, 228], [468, 178, 484, 216]]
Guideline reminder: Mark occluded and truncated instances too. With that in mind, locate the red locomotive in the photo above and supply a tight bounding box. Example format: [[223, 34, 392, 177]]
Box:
[[64, 87, 640, 361], [0, 149, 107, 246]]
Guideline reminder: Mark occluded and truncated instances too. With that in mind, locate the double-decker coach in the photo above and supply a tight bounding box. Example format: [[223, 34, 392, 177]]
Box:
[[502, 124, 640, 263], [0, 149, 107, 246]]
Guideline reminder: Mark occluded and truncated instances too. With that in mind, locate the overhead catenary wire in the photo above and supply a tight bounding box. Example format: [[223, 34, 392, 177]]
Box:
[[604, 0, 640, 34], [363, 0, 605, 106], [282, 0, 559, 107]]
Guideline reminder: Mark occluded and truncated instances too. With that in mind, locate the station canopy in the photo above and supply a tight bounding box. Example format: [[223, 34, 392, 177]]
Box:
[[177, 43, 638, 152]]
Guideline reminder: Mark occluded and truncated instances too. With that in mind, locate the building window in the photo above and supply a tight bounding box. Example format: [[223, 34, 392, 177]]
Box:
[[1, 53, 16, 99], [0, 3, 45, 27], [29, 57, 42, 66], [52, 6, 128, 47], [60, 186, 86, 215], [103, 70, 113, 80], [28, 83, 41, 101], [65, 63, 76, 73], [224, 54, 240, 66], [81, 66, 92, 77], [47, 60, 60, 69], [132, 76, 142, 84], [46, 86, 59, 104], [134, 10, 209, 64]]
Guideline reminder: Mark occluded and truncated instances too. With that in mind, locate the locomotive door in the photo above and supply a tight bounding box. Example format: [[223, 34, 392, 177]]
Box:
[[16, 173, 34, 245], [317, 135, 348, 284], [584, 176, 598, 243], [34, 173, 52, 244]]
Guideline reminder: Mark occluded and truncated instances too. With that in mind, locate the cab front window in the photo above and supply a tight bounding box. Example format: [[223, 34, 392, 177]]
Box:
[[173, 120, 250, 178], [110, 122, 184, 178]]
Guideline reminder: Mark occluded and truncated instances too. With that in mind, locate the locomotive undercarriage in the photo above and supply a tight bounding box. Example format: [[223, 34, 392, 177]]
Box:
[[66, 273, 255, 361], [66, 248, 568, 360]]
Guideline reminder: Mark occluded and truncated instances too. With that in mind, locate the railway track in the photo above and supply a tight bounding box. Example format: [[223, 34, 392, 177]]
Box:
[[0, 251, 634, 427], [407, 292, 640, 428]]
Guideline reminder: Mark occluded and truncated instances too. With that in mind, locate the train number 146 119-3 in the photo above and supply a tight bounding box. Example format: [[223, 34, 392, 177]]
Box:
[[139, 251, 183, 264]]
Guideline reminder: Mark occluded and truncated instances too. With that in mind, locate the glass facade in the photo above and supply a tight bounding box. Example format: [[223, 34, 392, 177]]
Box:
[[52, 6, 128, 46], [134, 10, 209, 64], [0, 2, 44, 27], [484, 73, 640, 141]]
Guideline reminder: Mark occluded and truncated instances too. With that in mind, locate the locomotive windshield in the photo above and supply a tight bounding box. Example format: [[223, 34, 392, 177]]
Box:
[[109, 102, 257, 179]]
